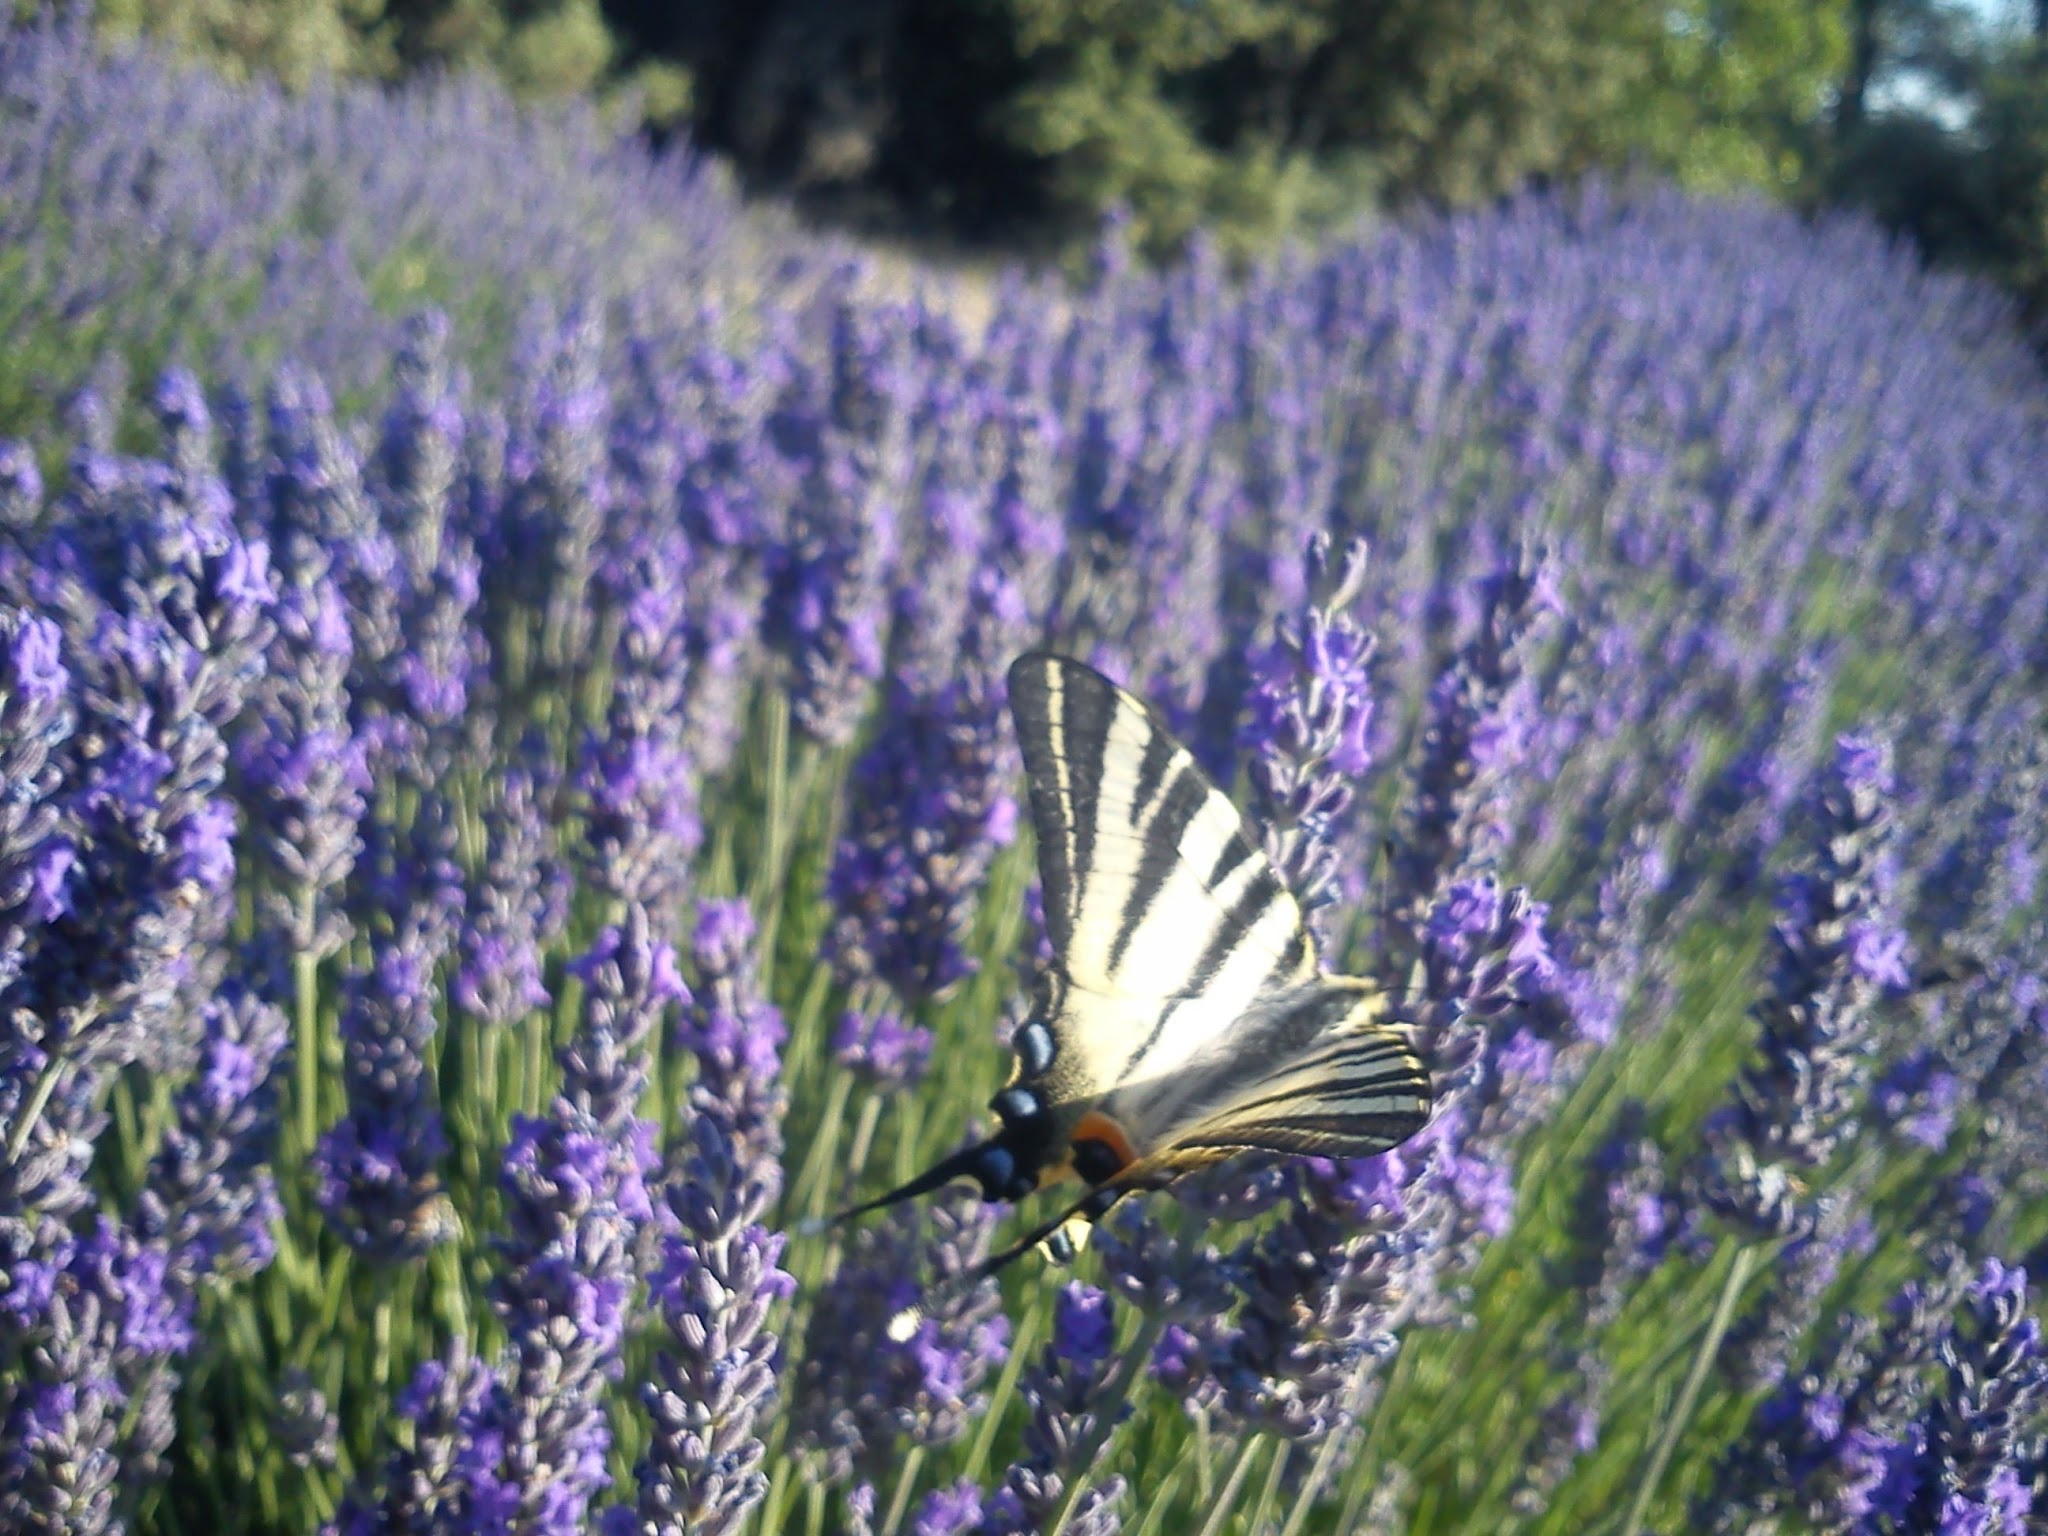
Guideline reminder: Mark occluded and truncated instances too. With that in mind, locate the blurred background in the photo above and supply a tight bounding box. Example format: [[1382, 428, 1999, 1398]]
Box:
[[34, 0, 2048, 324]]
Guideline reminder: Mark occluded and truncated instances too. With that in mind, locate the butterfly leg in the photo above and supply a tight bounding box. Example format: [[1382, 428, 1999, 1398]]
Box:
[[1038, 1183, 1125, 1264]]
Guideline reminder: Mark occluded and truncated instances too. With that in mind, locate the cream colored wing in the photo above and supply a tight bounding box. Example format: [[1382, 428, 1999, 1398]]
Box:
[[1008, 653, 1318, 1101], [1109, 977, 1430, 1162]]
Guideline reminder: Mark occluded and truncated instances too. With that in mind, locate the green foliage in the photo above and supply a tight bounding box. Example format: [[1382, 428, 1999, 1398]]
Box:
[[89, 0, 393, 83], [67, 0, 616, 93], [910, 0, 1850, 255], [598, 0, 1859, 258], [386, 0, 613, 95], [988, 0, 1308, 253], [1620, 0, 1848, 191]]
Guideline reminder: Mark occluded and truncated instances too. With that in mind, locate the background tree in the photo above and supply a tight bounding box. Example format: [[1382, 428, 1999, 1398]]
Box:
[[1822, 0, 2048, 333], [605, 0, 1851, 255], [86, 0, 394, 83]]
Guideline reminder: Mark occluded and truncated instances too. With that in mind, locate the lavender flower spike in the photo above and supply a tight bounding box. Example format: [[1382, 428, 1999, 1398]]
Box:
[[311, 943, 455, 1264], [791, 1190, 1007, 1486], [1704, 731, 1901, 1239], [1239, 531, 1377, 949], [484, 1104, 651, 1533], [137, 982, 290, 1290], [983, 1283, 1129, 1536], [563, 905, 689, 1137], [1897, 1258, 2045, 1532], [608, 1114, 793, 1536], [1389, 548, 1560, 948], [678, 899, 788, 1185], [0, 608, 73, 995]]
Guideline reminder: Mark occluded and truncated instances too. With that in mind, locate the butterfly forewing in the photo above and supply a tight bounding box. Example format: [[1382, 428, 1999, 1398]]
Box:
[[1008, 654, 1319, 1101]]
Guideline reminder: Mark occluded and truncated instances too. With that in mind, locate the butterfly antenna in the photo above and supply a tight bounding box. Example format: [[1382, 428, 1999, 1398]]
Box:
[[884, 1188, 1118, 1343], [796, 1141, 992, 1237]]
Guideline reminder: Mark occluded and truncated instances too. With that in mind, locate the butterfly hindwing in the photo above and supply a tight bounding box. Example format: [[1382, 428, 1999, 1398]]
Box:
[[1007, 653, 1318, 1099], [1107, 976, 1431, 1165]]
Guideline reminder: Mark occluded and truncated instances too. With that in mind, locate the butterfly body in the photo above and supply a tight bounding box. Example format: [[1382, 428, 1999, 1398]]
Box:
[[842, 652, 1432, 1335]]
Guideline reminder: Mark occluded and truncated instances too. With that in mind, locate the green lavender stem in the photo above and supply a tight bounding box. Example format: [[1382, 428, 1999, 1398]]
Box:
[[1619, 1243, 1759, 1536]]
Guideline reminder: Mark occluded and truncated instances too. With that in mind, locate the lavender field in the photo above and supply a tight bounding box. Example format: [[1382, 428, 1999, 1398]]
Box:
[[3, 11, 2047, 1535]]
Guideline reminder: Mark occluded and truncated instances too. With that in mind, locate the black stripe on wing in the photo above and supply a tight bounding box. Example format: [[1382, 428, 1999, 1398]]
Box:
[[1175, 1110, 1428, 1159], [1058, 667, 1113, 959], [1117, 981, 1432, 1163], [1008, 653, 1314, 1004], [1107, 762, 1209, 974], [1008, 655, 1081, 959], [1173, 1023, 1431, 1158]]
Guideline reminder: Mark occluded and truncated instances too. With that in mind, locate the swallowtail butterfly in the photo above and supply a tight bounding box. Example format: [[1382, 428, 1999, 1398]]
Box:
[[828, 653, 1431, 1338]]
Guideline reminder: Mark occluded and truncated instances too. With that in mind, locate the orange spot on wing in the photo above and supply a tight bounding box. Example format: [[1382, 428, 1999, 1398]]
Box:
[[1071, 1111, 1138, 1172]]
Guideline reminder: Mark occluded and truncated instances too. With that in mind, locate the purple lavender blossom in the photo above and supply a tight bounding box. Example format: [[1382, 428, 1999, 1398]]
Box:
[[334, 1345, 501, 1534], [8, 426, 275, 1087], [507, 309, 612, 686], [910, 1479, 985, 1536], [831, 1008, 935, 1094], [0, 1216, 200, 1528], [677, 900, 788, 1184], [1871, 1047, 1964, 1154], [792, 1191, 1007, 1484], [563, 906, 688, 1138], [1, 609, 72, 993], [0, 9, 742, 431], [824, 654, 1020, 1001], [262, 368, 402, 705], [311, 942, 455, 1265], [665, 331, 786, 778], [479, 1104, 651, 1533], [1555, 827, 1673, 1049], [1388, 549, 1560, 952], [1238, 531, 1377, 949], [235, 563, 366, 960], [1701, 1256, 1970, 1533], [1704, 732, 1901, 1240], [609, 1113, 793, 1536], [275, 1368, 340, 1473], [342, 908, 675, 1532], [1213, 1147, 1440, 1440], [768, 289, 914, 748], [1412, 875, 1576, 1177], [136, 983, 289, 1288], [385, 530, 482, 766], [1893, 1259, 2045, 1532], [377, 309, 466, 589], [453, 763, 555, 1029], [578, 556, 700, 924], [2, 1371, 121, 1535], [984, 1283, 1128, 1536]]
